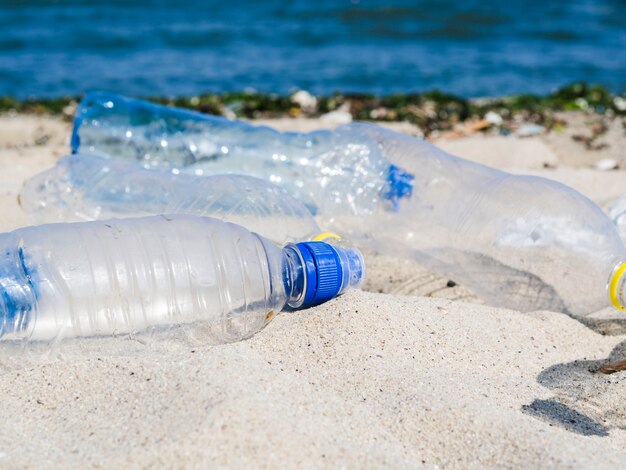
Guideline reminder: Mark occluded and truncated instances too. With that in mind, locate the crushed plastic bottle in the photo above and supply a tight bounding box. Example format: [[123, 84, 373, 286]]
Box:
[[0, 215, 364, 346], [20, 153, 320, 245], [72, 92, 411, 215], [70, 93, 626, 316]]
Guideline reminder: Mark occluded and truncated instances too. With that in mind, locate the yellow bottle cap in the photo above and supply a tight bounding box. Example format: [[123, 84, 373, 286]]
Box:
[[608, 261, 626, 311], [312, 232, 342, 242]]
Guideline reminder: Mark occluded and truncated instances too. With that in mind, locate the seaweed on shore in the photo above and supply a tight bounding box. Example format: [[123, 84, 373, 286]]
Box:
[[1, 82, 624, 136], [0, 96, 77, 116]]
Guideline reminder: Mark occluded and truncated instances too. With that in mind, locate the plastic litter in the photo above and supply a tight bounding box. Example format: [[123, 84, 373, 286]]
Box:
[[607, 195, 626, 241], [70, 93, 626, 316], [594, 158, 618, 171], [515, 123, 545, 137], [20, 153, 320, 245], [0, 215, 364, 346], [71, 92, 398, 215]]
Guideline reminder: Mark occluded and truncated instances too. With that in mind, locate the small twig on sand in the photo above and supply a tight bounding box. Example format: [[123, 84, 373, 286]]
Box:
[[595, 359, 626, 375]]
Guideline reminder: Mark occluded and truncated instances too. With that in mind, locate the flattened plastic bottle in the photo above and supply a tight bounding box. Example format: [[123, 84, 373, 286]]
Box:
[[0, 215, 364, 346], [20, 154, 320, 245], [70, 93, 626, 315], [71, 92, 401, 215]]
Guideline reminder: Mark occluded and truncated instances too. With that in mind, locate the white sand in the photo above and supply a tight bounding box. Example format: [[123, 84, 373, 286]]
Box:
[[0, 114, 624, 468]]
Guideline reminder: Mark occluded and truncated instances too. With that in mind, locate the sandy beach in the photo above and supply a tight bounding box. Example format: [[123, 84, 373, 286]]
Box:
[[0, 113, 624, 468]]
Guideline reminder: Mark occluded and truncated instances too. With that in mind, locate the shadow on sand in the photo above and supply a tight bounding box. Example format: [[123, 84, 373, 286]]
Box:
[[522, 340, 626, 436]]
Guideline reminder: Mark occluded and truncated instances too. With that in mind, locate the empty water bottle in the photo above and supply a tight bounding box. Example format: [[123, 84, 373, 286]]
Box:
[[71, 93, 626, 315], [20, 153, 320, 244], [0, 215, 365, 346], [607, 195, 626, 242], [72, 92, 404, 214]]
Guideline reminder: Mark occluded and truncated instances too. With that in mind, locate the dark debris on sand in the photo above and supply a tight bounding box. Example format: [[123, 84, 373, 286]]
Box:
[[1, 82, 624, 139]]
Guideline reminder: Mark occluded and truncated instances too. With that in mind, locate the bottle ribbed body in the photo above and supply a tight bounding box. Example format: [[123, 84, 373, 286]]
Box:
[[0, 215, 286, 345]]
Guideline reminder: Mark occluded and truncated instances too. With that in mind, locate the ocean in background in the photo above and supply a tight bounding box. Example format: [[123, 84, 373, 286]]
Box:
[[0, 0, 625, 98]]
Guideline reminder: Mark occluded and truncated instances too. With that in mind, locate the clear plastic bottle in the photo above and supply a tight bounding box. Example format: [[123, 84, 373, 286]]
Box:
[[20, 153, 320, 245], [607, 195, 626, 242], [72, 92, 407, 215], [71, 93, 626, 316], [0, 214, 364, 346]]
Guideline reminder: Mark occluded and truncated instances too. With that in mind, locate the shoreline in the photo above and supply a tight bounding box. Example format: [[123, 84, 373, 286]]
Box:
[[2, 82, 625, 138]]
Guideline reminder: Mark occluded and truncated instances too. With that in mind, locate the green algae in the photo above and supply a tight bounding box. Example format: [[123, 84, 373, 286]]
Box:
[[1, 83, 623, 135]]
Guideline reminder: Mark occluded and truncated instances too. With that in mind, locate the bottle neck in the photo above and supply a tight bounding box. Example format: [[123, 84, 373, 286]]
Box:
[[282, 241, 365, 309], [283, 246, 307, 308]]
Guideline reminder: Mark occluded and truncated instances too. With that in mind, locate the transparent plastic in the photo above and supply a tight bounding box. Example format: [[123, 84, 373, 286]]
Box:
[[607, 195, 626, 242], [72, 92, 400, 215], [72, 93, 626, 315], [20, 154, 320, 245], [0, 215, 364, 346]]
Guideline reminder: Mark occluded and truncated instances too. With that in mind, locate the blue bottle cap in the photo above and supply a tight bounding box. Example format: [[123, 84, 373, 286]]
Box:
[[295, 241, 344, 308]]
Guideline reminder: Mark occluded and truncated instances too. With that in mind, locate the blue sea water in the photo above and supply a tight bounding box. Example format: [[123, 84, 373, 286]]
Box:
[[0, 0, 624, 98]]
